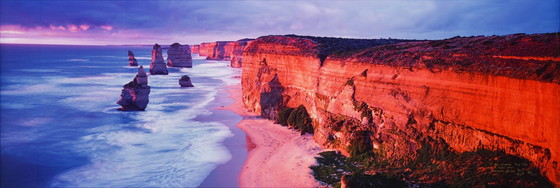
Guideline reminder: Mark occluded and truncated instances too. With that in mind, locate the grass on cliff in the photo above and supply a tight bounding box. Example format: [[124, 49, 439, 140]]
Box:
[[310, 151, 407, 188], [276, 105, 314, 135], [310, 146, 554, 187]]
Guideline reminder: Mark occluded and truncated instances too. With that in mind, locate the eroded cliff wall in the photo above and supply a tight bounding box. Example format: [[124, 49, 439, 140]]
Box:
[[197, 40, 252, 67], [241, 34, 560, 185], [191, 44, 200, 54]]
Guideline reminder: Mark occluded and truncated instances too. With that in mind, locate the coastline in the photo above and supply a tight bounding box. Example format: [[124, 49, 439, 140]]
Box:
[[218, 83, 323, 187], [197, 87, 247, 187]]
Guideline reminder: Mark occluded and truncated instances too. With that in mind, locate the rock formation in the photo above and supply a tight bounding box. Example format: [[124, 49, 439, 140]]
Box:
[[117, 66, 150, 111], [128, 50, 138, 66], [179, 75, 194, 87], [167, 43, 193, 68], [149, 43, 168, 75], [197, 39, 253, 67], [230, 39, 251, 68], [199, 41, 229, 60], [241, 34, 560, 186]]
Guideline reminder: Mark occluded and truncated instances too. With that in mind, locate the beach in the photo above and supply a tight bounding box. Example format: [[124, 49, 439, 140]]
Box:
[[217, 83, 323, 187]]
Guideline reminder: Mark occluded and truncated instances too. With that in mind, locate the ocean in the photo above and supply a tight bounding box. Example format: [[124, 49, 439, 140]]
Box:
[[0, 44, 243, 187]]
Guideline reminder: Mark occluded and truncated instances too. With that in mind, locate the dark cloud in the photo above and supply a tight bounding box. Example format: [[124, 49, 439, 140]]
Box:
[[1, 0, 558, 44]]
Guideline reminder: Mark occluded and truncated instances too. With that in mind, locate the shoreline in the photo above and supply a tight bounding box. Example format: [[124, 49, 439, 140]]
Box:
[[197, 87, 247, 187], [218, 83, 323, 187]]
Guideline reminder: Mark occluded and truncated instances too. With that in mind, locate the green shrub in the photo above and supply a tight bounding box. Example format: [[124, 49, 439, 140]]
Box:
[[286, 105, 314, 135], [347, 131, 372, 157], [277, 105, 314, 135], [310, 151, 348, 184], [276, 108, 294, 126]]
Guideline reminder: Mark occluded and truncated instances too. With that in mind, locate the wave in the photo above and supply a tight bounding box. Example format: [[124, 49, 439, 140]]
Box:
[[65, 59, 90, 62], [49, 106, 233, 187], [1, 45, 242, 187]]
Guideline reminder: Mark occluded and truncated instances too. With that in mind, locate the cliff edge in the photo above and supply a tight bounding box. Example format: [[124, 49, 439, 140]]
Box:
[[241, 33, 560, 186]]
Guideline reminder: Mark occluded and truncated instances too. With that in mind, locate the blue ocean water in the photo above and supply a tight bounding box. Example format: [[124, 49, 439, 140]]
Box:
[[0, 44, 242, 187]]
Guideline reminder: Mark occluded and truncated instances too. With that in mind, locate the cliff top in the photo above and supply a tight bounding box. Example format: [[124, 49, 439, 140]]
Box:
[[245, 35, 413, 57], [340, 33, 560, 83], [246, 33, 560, 83]]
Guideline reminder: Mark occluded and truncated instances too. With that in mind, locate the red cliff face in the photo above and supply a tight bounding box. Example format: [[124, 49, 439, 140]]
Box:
[[198, 41, 230, 60], [198, 40, 253, 67], [230, 40, 251, 68], [241, 34, 560, 185], [191, 45, 200, 54]]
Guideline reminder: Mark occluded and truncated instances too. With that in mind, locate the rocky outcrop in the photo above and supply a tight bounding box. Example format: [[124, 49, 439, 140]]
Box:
[[128, 50, 138, 66], [167, 43, 193, 68], [179, 75, 194, 87], [241, 34, 560, 185], [149, 43, 168, 75], [117, 66, 150, 111]]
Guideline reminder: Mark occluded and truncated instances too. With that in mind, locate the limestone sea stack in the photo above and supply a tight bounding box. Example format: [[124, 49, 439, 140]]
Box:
[[149, 43, 169, 75], [117, 66, 151, 111], [167, 43, 193, 68], [128, 50, 138, 66], [179, 75, 194, 87]]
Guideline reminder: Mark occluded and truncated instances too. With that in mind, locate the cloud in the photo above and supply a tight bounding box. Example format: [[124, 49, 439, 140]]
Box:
[[100, 25, 113, 31], [0, 0, 558, 45]]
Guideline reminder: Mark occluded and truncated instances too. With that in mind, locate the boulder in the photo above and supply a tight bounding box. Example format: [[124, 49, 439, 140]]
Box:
[[128, 50, 138, 66], [167, 43, 193, 67], [117, 66, 151, 111], [179, 75, 194, 87], [149, 43, 168, 75]]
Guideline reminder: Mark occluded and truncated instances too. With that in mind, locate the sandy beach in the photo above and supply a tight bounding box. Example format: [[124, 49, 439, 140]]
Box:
[[218, 83, 323, 187]]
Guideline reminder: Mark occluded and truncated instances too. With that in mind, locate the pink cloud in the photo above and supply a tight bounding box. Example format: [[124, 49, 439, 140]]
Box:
[[0, 25, 26, 34], [79, 24, 90, 31], [67, 24, 79, 32], [100, 25, 113, 31], [49, 25, 66, 30]]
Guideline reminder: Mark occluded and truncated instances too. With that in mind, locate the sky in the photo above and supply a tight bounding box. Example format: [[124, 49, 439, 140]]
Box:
[[0, 0, 558, 45]]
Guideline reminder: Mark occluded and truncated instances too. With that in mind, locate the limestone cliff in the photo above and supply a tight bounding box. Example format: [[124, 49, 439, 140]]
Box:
[[191, 44, 200, 54], [230, 39, 252, 68], [241, 34, 560, 185], [198, 39, 253, 67], [167, 43, 193, 68], [149, 43, 168, 75], [117, 66, 150, 111]]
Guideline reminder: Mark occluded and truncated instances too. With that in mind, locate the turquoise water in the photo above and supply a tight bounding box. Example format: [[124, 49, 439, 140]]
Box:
[[0, 44, 242, 187]]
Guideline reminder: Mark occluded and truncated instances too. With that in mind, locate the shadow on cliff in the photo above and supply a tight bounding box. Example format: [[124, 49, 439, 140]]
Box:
[[208, 42, 227, 60], [259, 74, 285, 119]]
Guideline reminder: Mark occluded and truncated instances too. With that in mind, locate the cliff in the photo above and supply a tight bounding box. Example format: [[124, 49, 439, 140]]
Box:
[[197, 39, 253, 67], [230, 39, 252, 68], [241, 33, 560, 185], [167, 43, 193, 68], [149, 43, 168, 75], [117, 66, 150, 111], [191, 44, 200, 54]]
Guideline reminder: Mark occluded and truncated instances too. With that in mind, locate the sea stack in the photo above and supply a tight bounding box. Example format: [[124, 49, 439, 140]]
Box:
[[128, 50, 138, 66], [149, 43, 169, 75], [117, 66, 151, 111], [167, 43, 193, 68], [179, 75, 194, 87]]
